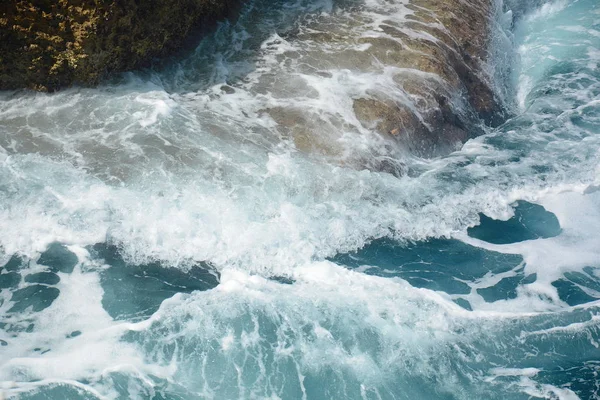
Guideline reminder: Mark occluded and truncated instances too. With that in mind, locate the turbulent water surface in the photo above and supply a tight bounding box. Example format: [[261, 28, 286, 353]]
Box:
[[1, 0, 600, 398]]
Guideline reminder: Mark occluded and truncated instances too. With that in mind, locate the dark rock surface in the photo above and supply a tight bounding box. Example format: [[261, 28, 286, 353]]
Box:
[[0, 0, 242, 91]]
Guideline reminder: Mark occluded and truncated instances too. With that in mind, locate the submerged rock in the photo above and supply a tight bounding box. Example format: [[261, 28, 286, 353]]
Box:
[[351, 0, 507, 156], [258, 0, 507, 162], [0, 0, 242, 91]]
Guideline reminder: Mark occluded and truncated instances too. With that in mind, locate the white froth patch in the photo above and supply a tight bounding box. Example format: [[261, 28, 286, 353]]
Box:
[[0, 263, 164, 398], [455, 185, 600, 313], [487, 367, 580, 400], [0, 246, 174, 398], [488, 367, 540, 377], [516, 72, 533, 110], [133, 92, 177, 127], [265, 152, 296, 177], [135, 262, 476, 394], [221, 333, 235, 351], [525, 0, 569, 22]]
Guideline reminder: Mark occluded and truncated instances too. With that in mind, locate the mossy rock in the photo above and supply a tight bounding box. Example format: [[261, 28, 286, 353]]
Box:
[[0, 0, 241, 91]]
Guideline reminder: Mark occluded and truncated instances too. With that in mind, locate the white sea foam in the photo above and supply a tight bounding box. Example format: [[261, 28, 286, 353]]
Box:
[[0, 253, 154, 398], [487, 368, 581, 400]]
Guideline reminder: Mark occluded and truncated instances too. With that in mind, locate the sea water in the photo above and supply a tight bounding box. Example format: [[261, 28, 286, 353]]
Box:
[[0, 0, 599, 398]]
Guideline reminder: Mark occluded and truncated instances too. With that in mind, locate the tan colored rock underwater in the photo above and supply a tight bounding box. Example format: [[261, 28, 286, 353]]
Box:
[[258, 0, 507, 160], [352, 0, 507, 156]]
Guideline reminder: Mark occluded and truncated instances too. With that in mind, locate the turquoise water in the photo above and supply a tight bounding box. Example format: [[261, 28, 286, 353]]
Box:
[[1, 0, 600, 398]]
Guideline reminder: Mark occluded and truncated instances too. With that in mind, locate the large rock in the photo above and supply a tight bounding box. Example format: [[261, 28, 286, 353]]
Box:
[[0, 0, 241, 91], [350, 0, 507, 156], [256, 0, 506, 161], [0, 0, 507, 163]]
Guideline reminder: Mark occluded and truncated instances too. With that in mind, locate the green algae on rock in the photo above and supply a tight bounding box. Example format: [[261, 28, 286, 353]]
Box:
[[0, 0, 241, 91]]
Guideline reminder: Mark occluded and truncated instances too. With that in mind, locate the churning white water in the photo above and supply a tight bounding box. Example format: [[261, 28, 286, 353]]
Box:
[[0, 0, 599, 398]]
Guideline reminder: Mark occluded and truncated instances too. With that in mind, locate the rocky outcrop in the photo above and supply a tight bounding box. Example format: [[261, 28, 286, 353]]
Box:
[[0, 0, 241, 91], [351, 0, 506, 156], [0, 0, 506, 162], [257, 0, 506, 161]]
